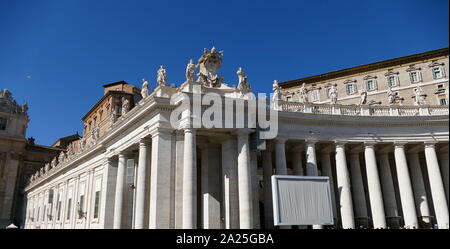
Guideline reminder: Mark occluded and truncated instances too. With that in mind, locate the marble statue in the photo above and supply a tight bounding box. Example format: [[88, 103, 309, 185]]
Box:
[[414, 86, 426, 106], [329, 85, 338, 104], [360, 91, 368, 105], [39, 167, 44, 176], [141, 78, 149, 99], [157, 65, 167, 86], [272, 80, 283, 101], [44, 163, 50, 172], [122, 97, 130, 115], [186, 59, 198, 82], [387, 86, 396, 105], [298, 83, 309, 103], [58, 152, 65, 164], [237, 67, 251, 94], [197, 47, 224, 87], [51, 157, 57, 168]]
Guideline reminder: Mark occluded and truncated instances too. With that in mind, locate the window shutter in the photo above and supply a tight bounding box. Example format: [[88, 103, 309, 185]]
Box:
[[395, 75, 400, 86], [418, 71, 422, 82], [440, 66, 446, 78]]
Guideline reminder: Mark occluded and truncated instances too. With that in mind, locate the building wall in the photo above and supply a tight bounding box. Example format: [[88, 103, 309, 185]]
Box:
[[282, 55, 449, 106]]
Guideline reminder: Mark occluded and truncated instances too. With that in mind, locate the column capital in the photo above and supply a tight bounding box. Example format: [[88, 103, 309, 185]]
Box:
[[305, 139, 317, 146], [334, 140, 347, 148], [183, 127, 197, 135], [118, 153, 128, 159], [149, 127, 174, 138], [393, 141, 408, 148], [275, 138, 287, 144], [139, 138, 151, 146], [424, 141, 437, 148], [364, 141, 377, 148]]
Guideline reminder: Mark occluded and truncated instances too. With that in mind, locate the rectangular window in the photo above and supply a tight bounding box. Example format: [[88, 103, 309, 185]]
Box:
[[57, 193, 62, 221], [440, 98, 448, 105], [365, 80, 377, 91], [37, 207, 40, 222], [433, 67, 443, 79], [387, 76, 398, 87], [409, 71, 420, 83], [79, 195, 85, 219], [0, 117, 6, 130], [311, 89, 320, 102], [66, 199, 72, 220], [126, 160, 135, 184], [346, 84, 357, 95], [93, 191, 100, 219]]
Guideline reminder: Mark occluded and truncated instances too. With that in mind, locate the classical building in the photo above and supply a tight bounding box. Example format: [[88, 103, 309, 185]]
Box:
[[0, 89, 63, 228], [279, 48, 449, 106], [23, 48, 449, 229]]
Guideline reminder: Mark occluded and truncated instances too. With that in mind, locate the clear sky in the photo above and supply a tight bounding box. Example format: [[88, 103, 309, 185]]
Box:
[[0, 0, 448, 146]]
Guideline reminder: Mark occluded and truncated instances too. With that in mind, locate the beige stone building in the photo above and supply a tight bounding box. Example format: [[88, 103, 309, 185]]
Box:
[[279, 48, 449, 106], [0, 89, 63, 228]]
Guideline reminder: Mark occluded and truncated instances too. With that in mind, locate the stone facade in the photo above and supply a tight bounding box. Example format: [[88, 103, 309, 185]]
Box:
[[280, 48, 449, 106], [23, 48, 449, 229]]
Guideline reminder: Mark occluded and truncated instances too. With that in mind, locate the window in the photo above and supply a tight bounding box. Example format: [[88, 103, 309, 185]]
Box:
[[57, 193, 62, 221], [432, 67, 443, 79], [365, 79, 377, 91], [78, 195, 85, 219], [346, 84, 357, 95], [48, 189, 54, 220], [37, 207, 40, 222], [66, 199, 72, 220], [409, 71, 421, 83], [0, 117, 6, 130], [387, 76, 398, 87], [126, 160, 135, 184], [440, 98, 448, 105], [311, 89, 320, 102], [93, 191, 100, 219]]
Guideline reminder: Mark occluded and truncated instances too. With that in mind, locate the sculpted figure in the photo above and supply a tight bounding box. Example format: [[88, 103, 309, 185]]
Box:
[[236, 67, 251, 94], [387, 86, 396, 105], [360, 91, 368, 105], [414, 86, 426, 106], [197, 47, 224, 87], [44, 163, 50, 172], [121, 97, 130, 115], [39, 167, 44, 176], [298, 83, 309, 103], [58, 151, 65, 164], [157, 65, 167, 86], [329, 84, 338, 104], [186, 59, 198, 82], [141, 78, 149, 99], [272, 80, 283, 101], [51, 157, 57, 168], [23, 102, 29, 113]]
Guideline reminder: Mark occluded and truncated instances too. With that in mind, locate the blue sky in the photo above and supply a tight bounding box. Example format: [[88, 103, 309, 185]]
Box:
[[0, 0, 448, 146]]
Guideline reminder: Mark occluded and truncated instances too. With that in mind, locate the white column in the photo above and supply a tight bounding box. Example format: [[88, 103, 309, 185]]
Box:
[[406, 151, 431, 225], [335, 142, 355, 229], [349, 150, 369, 227], [201, 146, 221, 229], [113, 153, 127, 229], [221, 138, 240, 229], [262, 146, 274, 229], [250, 150, 261, 229], [424, 142, 449, 229], [149, 129, 173, 229], [319, 148, 337, 221], [393, 143, 418, 229], [378, 152, 399, 228], [275, 139, 288, 175], [306, 140, 322, 229], [364, 142, 386, 229], [237, 131, 253, 229], [135, 139, 149, 229], [306, 140, 318, 176], [438, 148, 449, 205], [182, 128, 197, 229], [100, 157, 118, 228]]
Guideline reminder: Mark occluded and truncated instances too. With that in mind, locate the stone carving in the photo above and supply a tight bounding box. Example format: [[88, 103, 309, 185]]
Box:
[[197, 47, 224, 87], [157, 65, 167, 86], [236, 67, 251, 94], [67, 143, 74, 160], [329, 84, 338, 104], [298, 83, 309, 103], [44, 163, 50, 172], [39, 167, 44, 176], [387, 86, 404, 105], [23, 102, 28, 113], [359, 91, 367, 105], [141, 78, 149, 99], [272, 80, 283, 101], [79, 137, 86, 151], [413, 86, 427, 106], [51, 157, 57, 168], [186, 59, 198, 82], [121, 97, 130, 115], [110, 110, 117, 124], [58, 152, 65, 164], [91, 126, 100, 143], [0, 89, 28, 115]]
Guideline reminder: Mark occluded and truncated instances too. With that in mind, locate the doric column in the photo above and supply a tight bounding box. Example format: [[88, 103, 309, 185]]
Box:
[[334, 142, 355, 229], [306, 140, 318, 176], [319, 146, 337, 221], [393, 142, 418, 229], [237, 130, 253, 229], [262, 145, 274, 229], [201, 145, 221, 229], [221, 137, 239, 229], [291, 146, 304, 176], [438, 146, 449, 205], [364, 142, 386, 229], [424, 142, 449, 229], [275, 139, 288, 175], [149, 128, 174, 229], [113, 153, 127, 229], [101, 157, 118, 228], [406, 151, 431, 226], [135, 139, 150, 229], [378, 152, 399, 228], [182, 128, 197, 229], [349, 148, 368, 228]]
